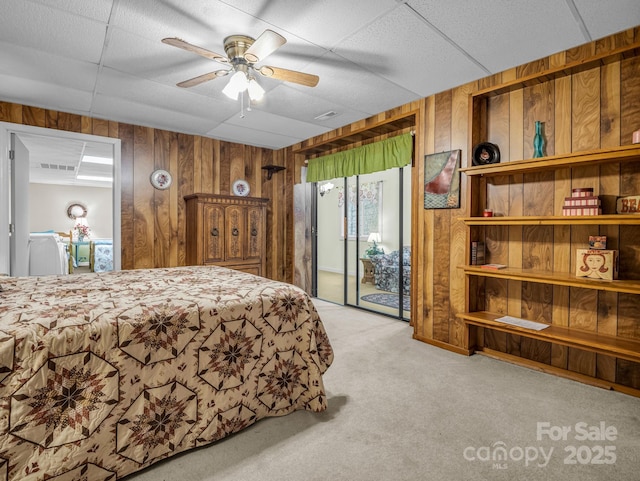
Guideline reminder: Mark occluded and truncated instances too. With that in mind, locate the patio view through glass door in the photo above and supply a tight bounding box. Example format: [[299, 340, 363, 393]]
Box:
[[315, 166, 410, 321]]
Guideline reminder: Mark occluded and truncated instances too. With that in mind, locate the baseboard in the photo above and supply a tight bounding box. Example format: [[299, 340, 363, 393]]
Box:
[[478, 347, 640, 398], [412, 334, 472, 356]]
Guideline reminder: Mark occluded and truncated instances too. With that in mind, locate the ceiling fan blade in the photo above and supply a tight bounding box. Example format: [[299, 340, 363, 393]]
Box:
[[244, 29, 286, 63], [162, 37, 229, 64], [177, 70, 230, 88], [258, 66, 319, 87]]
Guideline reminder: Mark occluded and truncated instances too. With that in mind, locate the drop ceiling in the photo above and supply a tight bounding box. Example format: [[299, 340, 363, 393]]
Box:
[[1, 0, 639, 155]]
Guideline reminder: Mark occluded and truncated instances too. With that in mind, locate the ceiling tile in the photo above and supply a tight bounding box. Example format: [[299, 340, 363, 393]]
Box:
[[573, 0, 640, 40], [30, 0, 114, 22], [224, 107, 330, 142], [91, 94, 221, 135], [223, 0, 400, 48], [0, 73, 93, 114], [0, 0, 107, 63], [294, 51, 420, 116], [406, 0, 587, 74], [111, 0, 267, 44], [95, 68, 238, 121], [336, 6, 488, 98], [0, 41, 99, 91], [206, 122, 301, 150]]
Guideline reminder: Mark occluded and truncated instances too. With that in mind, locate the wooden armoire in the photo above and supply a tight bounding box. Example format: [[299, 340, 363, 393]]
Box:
[[184, 194, 268, 276]]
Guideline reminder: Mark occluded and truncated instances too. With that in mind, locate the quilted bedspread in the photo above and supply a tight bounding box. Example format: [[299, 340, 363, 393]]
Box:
[[0, 266, 333, 480]]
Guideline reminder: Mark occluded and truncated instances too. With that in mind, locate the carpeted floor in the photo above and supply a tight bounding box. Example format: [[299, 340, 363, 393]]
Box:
[[125, 299, 640, 481], [360, 292, 410, 311]]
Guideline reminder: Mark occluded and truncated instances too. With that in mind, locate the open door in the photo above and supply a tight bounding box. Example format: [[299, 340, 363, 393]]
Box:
[[10, 133, 29, 276]]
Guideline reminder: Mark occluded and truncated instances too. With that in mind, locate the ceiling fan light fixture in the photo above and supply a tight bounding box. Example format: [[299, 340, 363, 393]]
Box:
[[248, 78, 265, 101], [222, 70, 249, 99]]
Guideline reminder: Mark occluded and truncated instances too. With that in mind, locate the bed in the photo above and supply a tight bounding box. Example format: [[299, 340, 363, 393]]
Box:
[[28, 232, 70, 276], [90, 239, 113, 272], [0, 265, 333, 480]]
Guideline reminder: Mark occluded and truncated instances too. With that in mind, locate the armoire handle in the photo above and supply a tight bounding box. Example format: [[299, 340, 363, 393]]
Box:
[[211, 228, 219, 236], [251, 228, 258, 236], [232, 228, 239, 236]]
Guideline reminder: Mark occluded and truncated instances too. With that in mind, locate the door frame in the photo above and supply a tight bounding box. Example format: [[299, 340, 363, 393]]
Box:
[[0, 122, 122, 274]]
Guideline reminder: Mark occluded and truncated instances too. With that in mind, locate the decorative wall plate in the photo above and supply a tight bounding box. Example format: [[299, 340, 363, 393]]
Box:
[[232, 179, 250, 197], [150, 169, 172, 190], [472, 142, 501, 166]]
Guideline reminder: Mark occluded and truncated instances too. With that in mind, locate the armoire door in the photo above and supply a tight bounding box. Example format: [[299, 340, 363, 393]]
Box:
[[225, 205, 244, 262], [245, 206, 263, 261], [203, 204, 225, 264]]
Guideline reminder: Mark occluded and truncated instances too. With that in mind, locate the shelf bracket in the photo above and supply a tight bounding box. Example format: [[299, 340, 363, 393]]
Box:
[[262, 164, 286, 180]]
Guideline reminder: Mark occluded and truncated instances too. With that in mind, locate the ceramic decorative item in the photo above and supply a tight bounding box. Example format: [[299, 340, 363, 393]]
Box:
[[232, 179, 250, 196], [533, 121, 545, 158], [150, 169, 172, 190]]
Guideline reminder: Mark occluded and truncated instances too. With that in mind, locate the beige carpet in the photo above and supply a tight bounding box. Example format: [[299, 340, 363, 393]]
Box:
[[126, 299, 640, 481], [317, 269, 410, 318]]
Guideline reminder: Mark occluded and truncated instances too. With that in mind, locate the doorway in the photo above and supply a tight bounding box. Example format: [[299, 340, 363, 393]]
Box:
[[0, 122, 121, 276], [315, 166, 411, 320]]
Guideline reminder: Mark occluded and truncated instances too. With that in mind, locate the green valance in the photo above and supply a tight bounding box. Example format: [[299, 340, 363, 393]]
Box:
[[306, 132, 413, 182]]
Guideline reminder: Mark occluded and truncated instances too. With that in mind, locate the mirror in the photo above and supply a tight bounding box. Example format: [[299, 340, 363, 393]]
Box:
[[67, 203, 87, 219]]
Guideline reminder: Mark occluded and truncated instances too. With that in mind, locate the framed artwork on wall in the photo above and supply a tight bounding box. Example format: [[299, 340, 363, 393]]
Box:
[[423, 149, 461, 209]]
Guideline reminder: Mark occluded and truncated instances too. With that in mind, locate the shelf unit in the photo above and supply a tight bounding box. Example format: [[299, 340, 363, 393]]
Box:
[[459, 42, 640, 395], [459, 311, 640, 364]]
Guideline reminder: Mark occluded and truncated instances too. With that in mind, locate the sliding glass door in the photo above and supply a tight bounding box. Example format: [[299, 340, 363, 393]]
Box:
[[315, 166, 411, 320]]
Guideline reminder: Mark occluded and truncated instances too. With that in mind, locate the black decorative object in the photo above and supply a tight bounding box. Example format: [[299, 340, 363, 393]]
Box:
[[262, 164, 286, 180], [472, 142, 501, 166]]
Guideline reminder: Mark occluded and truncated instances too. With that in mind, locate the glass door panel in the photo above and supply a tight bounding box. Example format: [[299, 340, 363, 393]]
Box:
[[315, 166, 410, 321], [316, 177, 344, 304]]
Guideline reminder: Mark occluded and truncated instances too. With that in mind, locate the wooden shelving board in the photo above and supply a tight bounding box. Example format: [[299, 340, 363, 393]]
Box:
[[460, 144, 640, 176], [459, 215, 640, 226], [459, 311, 640, 363], [460, 265, 640, 294]]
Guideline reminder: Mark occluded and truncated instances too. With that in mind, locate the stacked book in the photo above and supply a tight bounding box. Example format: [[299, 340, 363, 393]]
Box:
[[470, 241, 485, 265], [562, 187, 601, 216]]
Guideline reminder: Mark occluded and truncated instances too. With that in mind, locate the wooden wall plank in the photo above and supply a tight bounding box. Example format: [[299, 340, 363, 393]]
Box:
[[177, 134, 194, 267], [154, 130, 172, 268], [432, 91, 452, 343], [200, 137, 214, 194], [119, 123, 135, 270], [450, 84, 471, 345], [133, 126, 155, 269], [23, 106, 45, 127]]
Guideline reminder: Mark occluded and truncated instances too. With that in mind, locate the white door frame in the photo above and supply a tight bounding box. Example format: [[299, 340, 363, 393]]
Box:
[[0, 122, 122, 274]]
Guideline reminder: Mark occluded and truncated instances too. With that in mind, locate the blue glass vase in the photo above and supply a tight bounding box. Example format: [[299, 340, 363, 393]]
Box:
[[533, 120, 545, 158]]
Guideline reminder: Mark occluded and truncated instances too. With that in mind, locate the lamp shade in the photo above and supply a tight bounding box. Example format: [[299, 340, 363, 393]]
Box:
[[222, 71, 249, 100], [247, 78, 265, 101], [367, 232, 380, 243]]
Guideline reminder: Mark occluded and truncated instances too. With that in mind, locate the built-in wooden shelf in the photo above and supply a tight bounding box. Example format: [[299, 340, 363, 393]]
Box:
[[459, 311, 640, 364], [460, 265, 640, 295], [460, 144, 640, 177], [459, 214, 640, 226]]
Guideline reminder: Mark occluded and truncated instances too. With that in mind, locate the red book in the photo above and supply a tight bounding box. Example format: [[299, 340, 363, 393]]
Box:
[[480, 263, 507, 270]]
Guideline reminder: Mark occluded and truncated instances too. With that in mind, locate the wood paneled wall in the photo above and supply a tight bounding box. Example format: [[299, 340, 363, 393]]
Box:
[[0, 103, 293, 282], [291, 26, 640, 391], [418, 26, 640, 390]]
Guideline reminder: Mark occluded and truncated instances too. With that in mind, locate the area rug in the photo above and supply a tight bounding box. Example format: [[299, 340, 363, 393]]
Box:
[[360, 293, 410, 311]]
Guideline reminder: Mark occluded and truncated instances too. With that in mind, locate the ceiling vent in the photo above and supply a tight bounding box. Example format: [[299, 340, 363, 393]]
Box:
[[39, 163, 75, 171]]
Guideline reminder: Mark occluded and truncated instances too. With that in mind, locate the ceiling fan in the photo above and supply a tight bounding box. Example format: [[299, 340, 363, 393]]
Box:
[[162, 29, 319, 102]]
